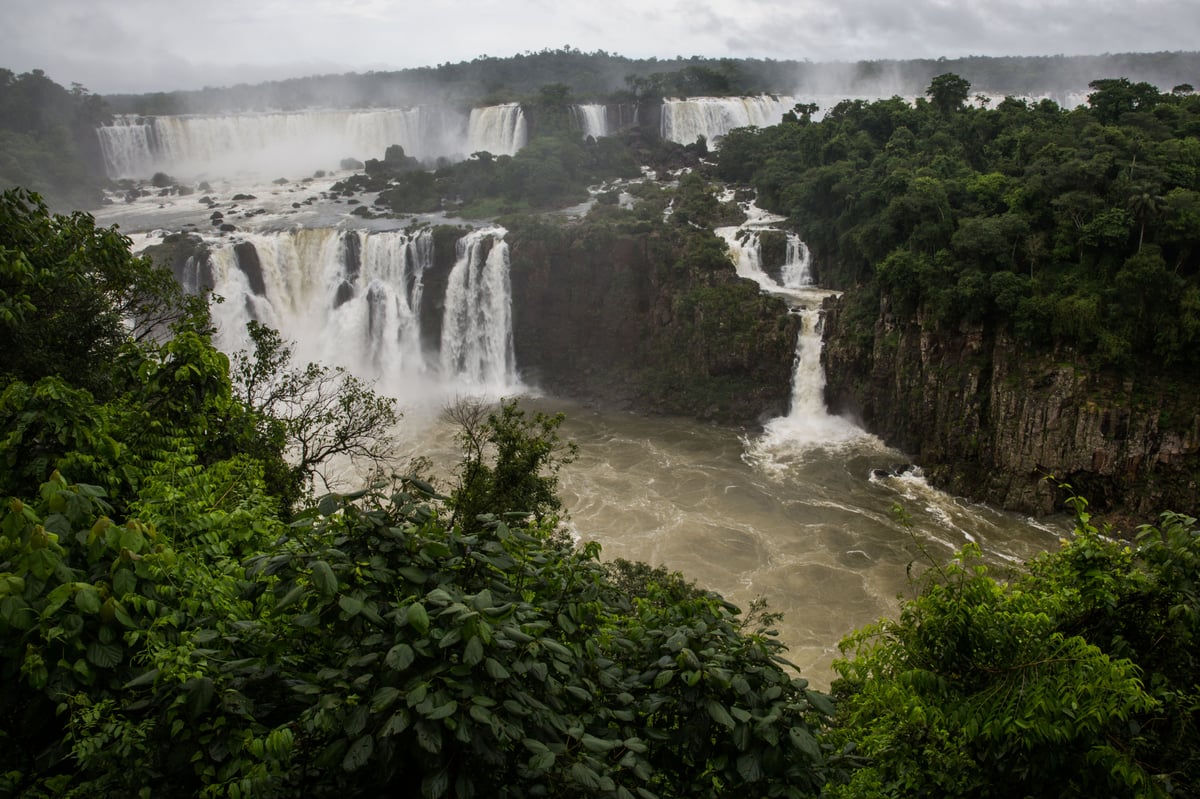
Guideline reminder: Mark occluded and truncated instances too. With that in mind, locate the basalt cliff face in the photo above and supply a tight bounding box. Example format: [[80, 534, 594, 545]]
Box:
[[822, 294, 1200, 521], [508, 220, 799, 425]]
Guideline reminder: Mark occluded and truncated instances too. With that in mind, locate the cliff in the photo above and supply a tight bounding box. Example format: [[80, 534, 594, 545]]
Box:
[[822, 293, 1200, 521], [507, 216, 799, 425]]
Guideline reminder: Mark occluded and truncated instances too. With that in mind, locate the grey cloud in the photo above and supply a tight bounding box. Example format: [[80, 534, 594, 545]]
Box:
[[1, 0, 1197, 94]]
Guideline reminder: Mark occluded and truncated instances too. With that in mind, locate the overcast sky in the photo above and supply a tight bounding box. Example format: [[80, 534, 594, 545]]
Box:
[[4, 0, 1198, 94]]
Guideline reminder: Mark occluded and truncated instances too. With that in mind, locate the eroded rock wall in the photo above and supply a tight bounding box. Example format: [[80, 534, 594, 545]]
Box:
[[823, 294, 1200, 520], [508, 220, 799, 425]]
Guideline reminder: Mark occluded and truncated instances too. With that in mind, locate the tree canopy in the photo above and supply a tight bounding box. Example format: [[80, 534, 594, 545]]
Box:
[[715, 73, 1200, 374]]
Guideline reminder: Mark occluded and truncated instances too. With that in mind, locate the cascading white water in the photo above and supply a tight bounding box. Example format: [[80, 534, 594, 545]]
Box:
[[572, 104, 609, 139], [439, 228, 519, 393], [781, 234, 813, 288], [717, 205, 868, 454], [196, 227, 517, 402], [97, 106, 472, 179], [720, 229, 777, 291], [465, 104, 528, 157], [660, 95, 798, 145]]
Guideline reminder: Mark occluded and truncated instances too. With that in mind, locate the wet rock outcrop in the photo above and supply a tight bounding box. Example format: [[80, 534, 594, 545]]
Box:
[[508, 218, 798, 425]]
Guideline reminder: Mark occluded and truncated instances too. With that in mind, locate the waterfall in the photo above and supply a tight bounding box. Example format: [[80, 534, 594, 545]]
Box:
[[786, 309, 830, 419], [192, 227, 512, 401], [781, 234, 813, 289], [718, 226, 813, 293], [660, 95, 798, 146], [571, 104, 609, 139], [96, 107, 472, 179], [465, 104, 528, 157], [718, 206, 866, 453], [439, 228, 518, 392], [720, 229, 776, 291], [753, 302, 867, 450]]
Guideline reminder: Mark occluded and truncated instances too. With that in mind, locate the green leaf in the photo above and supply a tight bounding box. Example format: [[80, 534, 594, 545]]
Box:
[[582, 734, 619, 753], [310, 560, 337, 596], [74, 584, 101, 614], [469, 704, 494, 725], [407, 602, 430, 634], [85, 641, 122, 669], [318, 494, 341, 516], [805, 689, 835, 717], [463, 635, 484, 666], [370, 686, 402, 712], [339, 595, 365, 616], [569, 762, 601, 790], [529, 750, 556, 771], [386, 643, 415, 671], [789, 726, 821, 759], [398, 566, 428, 584], [653, 669, 675, 689], [425, 587, 454, 605], [416, 722, 442, 753], [471, 589, 493, 611], [118, 525, 145, 553], [422, 769, 450, 799], [736, 752, 762, 782], [706, 699, 736, 729], [484, 657, 510, 680], [124, 668, 159, 689], [275, 584, 306, 611], [426, 700, 457, 720], [112, 568, 136, 598], [381, 709, 411, 736], [342, 734, 373, 771]]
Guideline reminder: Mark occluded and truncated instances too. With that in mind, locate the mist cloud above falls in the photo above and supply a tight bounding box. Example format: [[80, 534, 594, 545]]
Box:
[[2, 0, 1197, 94]]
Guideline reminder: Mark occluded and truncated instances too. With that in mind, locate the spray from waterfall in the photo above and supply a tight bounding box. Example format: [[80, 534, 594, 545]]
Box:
[[571, 105, 609, 139], [97, 104, 532, 179], [660, 96, 799, 146], [466, 105, 527, 157]]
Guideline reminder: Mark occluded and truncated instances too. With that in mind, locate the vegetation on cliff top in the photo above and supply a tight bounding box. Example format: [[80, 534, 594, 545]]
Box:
[[715, 75, 1200, 376], [0, 69, 110, 210]]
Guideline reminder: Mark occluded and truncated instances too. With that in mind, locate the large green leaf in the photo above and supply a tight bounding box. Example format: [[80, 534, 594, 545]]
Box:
[[705, 699, 736, 729], [407, 602, 430, 634], [342, 734, 374, 771], [310, 560, 337, 596], [386, 643, 415, 671]]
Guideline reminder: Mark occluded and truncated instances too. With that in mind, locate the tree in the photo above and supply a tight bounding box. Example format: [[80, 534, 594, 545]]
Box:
[[0, 188, 192, 398], [825, 498, 1200, 798], [1127, 185, 1166, 252], [231, 320, 399, 503], [926, 73, 971, 114], [1086, 78, 1163, 124], [447, 397, 577, 531]]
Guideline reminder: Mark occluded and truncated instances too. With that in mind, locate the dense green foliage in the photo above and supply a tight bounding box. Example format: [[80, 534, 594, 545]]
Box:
[[0, 188, 393, 515], [827, 500, 1200, 797], [0, 70, 109, 209], [716, 75, 1200, 372], [340, 129, 641, 217]]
